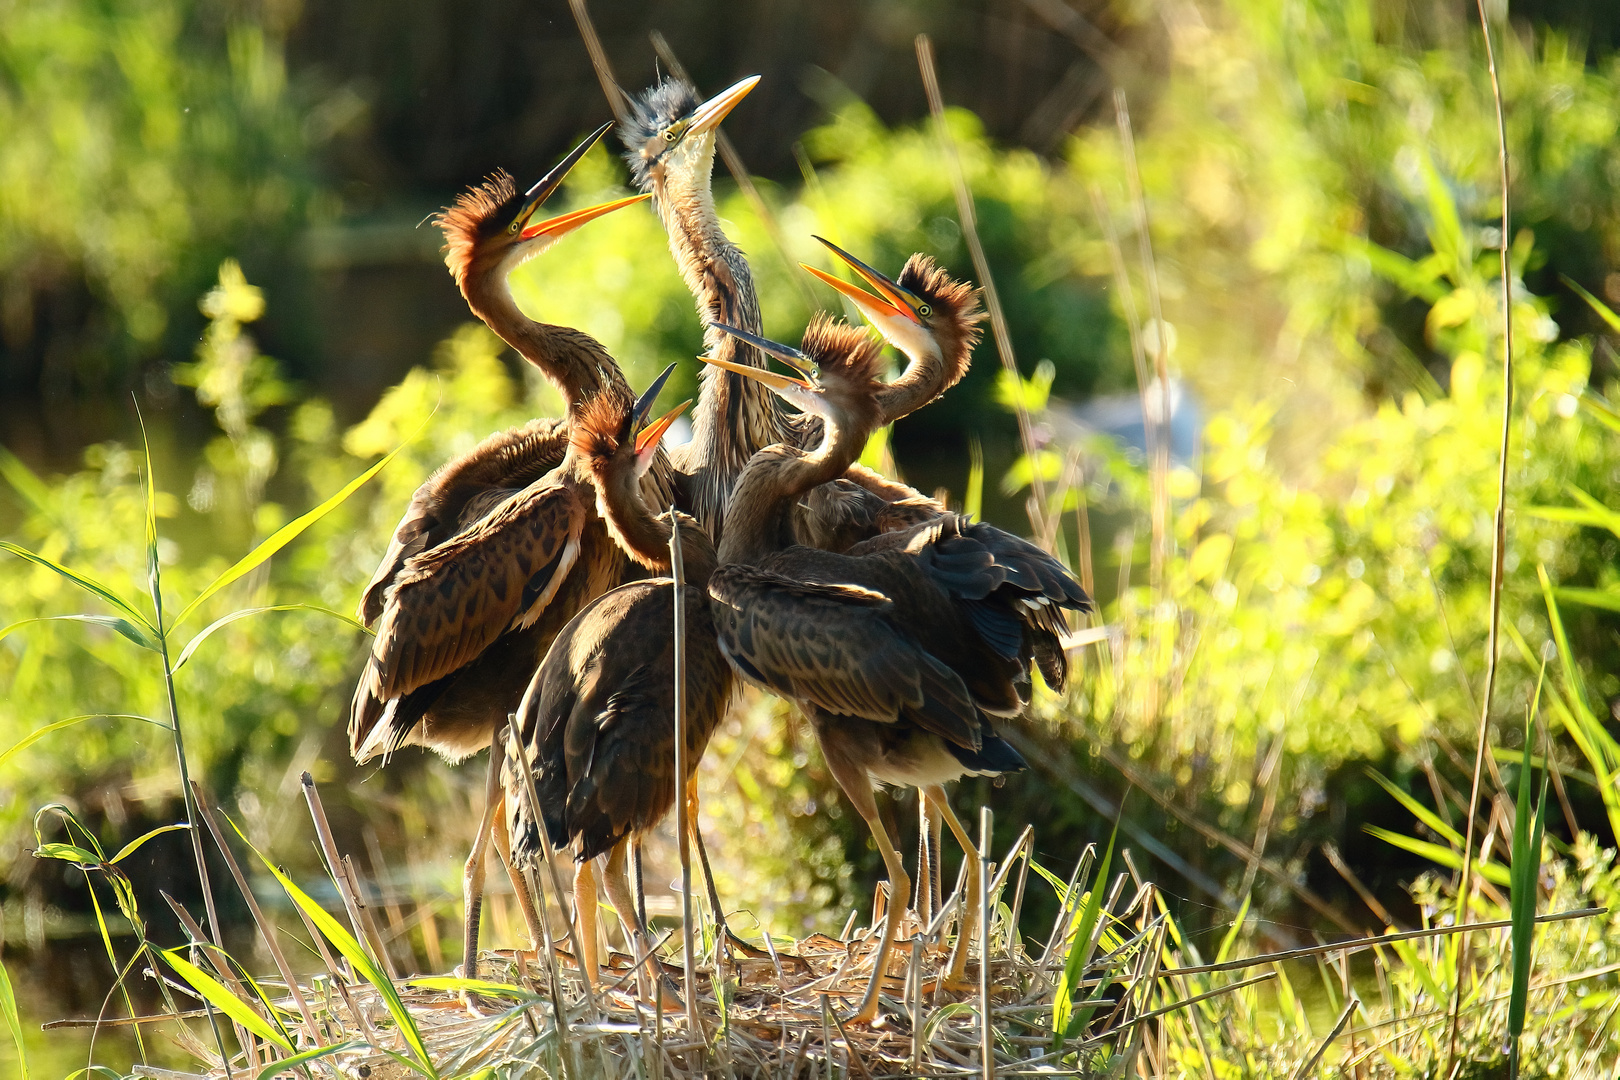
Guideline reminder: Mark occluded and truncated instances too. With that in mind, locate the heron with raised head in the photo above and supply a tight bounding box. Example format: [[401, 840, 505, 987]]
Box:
[[700, 317, 1090, 1023], [351, 123, 667, 981]]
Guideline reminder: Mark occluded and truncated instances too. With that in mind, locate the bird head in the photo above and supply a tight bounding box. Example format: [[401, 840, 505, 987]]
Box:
[[802, 239, 985, 391], [702, 314, 886, 436], [620, 75, 760, 194], [572, 362, 688, 483], [436, 122, 649, 292]]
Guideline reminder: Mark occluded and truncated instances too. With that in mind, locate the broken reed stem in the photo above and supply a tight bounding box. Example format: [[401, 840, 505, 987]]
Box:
[[566, 0, 627, 123], [915, 33, 1049, 540], [189, 783, 323, 1044], [977, 807, 994, 1080], [300, 772, 398, 980], [669, 514, 699, 1038], [1453, 0, 1515, 1068]]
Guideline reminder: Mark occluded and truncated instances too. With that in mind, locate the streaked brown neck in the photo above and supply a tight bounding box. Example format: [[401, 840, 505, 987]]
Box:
[[597, 458, 717, 583], [875, 337, 951, 425], [717, 399, 874, 568], [652, 156, 803, 538], [460, 256, 622, 414]]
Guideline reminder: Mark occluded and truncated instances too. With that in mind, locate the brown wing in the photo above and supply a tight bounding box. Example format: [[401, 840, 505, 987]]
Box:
[[359, 418, 570, 625], [707, 563, 979, 751], [350, 476, 587, 758], [507, 581, 733, 866]]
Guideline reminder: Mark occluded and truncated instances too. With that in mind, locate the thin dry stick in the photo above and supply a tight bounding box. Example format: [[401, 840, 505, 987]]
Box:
[[978, 806, 995, 1080], [189, 783, 323, 1044], [1453, 0, 1516, 1069], [1113, 92, 1173, 616], [670, 514, 699, 1038], [363, 825, 413, 968], [344, 854, 398, 979], [566, 0, 628, 123], [1288, 998, 1358, 1080], [648, 32, 820, 315], [300, 773, 398, 980], [1160, 906, 1603, 977], [915, 33, 1049, 540]]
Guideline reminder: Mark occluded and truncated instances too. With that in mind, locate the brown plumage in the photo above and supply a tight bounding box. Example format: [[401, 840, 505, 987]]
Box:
[[506, 385, 732, 989], [702, 315, 1090, 1022], [349, 126, 666, 985]]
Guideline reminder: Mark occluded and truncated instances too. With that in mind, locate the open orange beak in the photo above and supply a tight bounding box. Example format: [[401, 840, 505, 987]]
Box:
[[688, 75, 762, 137], [703, 322, 816, 390], [801, 236, 927, 325], [520, 192, 650, 241], [635, 399, 691, 457]]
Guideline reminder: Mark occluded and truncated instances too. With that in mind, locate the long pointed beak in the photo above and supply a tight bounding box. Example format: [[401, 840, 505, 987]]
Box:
[[515, 121, 615, 225], [805, 236, 925, 324], [709, 321, 818, 381], [632, 362, 679, 426], [699, 353, 808, 392], [520, 193, 650, 241], [635, 400, 691, 456], [687, 75, 762, 136]]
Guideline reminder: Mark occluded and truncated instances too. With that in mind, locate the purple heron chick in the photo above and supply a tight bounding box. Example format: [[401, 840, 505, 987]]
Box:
[[506, 382, 732, 993], [350, 124, 660, 979], [702, 319, 1090, 1023]]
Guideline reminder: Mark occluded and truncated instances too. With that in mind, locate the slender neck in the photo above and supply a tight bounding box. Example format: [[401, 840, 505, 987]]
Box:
[[597, 460, 718, 583], [874, 335, 951, 425], [460, 253, 620, 414], [653, 152, 800, 527], [717, 402, 871, 568]]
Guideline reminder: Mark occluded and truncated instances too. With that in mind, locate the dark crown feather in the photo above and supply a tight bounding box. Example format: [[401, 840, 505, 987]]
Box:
[[435, 170, 525, 282], [800, 313, 887, 390], [569, 385, 637, 463], [898, 254, 984, 388]]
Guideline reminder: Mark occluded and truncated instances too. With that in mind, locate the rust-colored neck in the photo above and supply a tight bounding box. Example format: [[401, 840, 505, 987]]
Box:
[[596, 455, 717, 583]]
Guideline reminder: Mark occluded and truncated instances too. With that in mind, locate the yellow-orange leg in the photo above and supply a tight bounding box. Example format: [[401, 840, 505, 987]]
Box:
[[574, 855, 602, 989], [490, 795, 546, 964], [603, 840, 683, 1008], [460, 741, 504, 981], [914, 788, 945, 926], [926, 785, 981, 984], [821, 752, 909, 1024]]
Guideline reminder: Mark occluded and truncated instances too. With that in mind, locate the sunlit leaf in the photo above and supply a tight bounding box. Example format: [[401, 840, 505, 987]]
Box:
[[0, 714, 165, 774], [1365, 769, 1463, 848], [0, 614, 159, 653], [173, 423, 423, 629], [255, 1040, 366, 1080], [162, 948, 292, 1052], [0, 957, 26, 1080], [32, 842, 103, 865], [0, 541, 154, 636], [110, 824, 189, 865], [1363, 827, 1511, 886], [174, 604, 371, 671]]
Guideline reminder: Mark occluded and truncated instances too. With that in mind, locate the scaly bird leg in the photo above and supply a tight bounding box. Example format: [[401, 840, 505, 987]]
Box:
[[460, 739, 503, 983], [688, 790, 806, 972], [574, 855, 602, 989], [603, 839, 683, 1009], [491, 794, 546, 967], [821, 769, 908, 1023], [926, 785, 981, 985]]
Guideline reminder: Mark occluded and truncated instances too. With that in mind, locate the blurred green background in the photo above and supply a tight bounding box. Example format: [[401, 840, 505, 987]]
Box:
[[6, 0, 1620, 1073]]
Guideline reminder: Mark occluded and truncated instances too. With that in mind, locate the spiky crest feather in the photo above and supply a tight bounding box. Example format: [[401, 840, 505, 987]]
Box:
[[619, 78, 703, 191], [435, 170, 525, 286], [799, 313, 888, 392], [897, 254, 985, 390], [568, 385, 637, 465]]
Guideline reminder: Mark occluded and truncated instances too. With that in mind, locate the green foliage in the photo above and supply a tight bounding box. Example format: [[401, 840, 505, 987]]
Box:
[[0, 0, 331, 388]]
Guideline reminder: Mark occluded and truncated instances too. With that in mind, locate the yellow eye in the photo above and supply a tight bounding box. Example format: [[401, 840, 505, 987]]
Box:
[[916, 303, 932, 317], [662, 129, 677, 143], [508, 220, 521, 235]]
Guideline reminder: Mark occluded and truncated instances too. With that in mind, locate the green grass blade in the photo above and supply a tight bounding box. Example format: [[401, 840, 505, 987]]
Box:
[[110, 824, 189, 865], [173, 427, 420, 630], [1215, 891, 1252, 966], [174, 604, 371, 671], [244, 830, 437, 1076], [405, 976, 540, 1001], [255, 1040, 366, 1080], [0, 541, 155, 636], [1, 714, 164, 773], [1552, 586, 1620, 614], [136, 408, 162, 625], [1560, 273, 1620, 334], [0, 614, 159, 652], [0, 447, 54, 516], [1508, 711, 1538, 1043], [1365, 769, 1463, 847], [1363, 827, 1512, 886], [1027, 857, 1072, 900], [1052, 822, 1115, 1050], [162, 948, 292, 1052], [965, 435, 984, 520], [0, 956, 27, 1080], [1578, 390, 1620, 435]]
